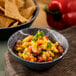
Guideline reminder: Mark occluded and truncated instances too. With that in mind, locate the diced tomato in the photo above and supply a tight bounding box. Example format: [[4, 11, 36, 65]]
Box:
[[47, 58, 52, 61], [38, 42, 43, 46], [17, 40, 22, 45], [28, 47, 32, 52], [28, 36, 33, 42], [29, 50, 32, 53], [13, 46, 17, 50], [45, 36, 49, 40], [34, 57, 37, 62], [57, 45, 63, 55], [38, 40, 44, 46], [26, 57, 31, 61], [28, 46, 32, 50], [38, 36, 43, 40], [38, 56, 44, 62]]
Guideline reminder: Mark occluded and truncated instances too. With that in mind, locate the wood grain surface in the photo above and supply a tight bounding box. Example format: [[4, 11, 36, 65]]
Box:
[[4, 0, 76, 76], [32, 0, 51, 28], [4, 26, 76, 76]]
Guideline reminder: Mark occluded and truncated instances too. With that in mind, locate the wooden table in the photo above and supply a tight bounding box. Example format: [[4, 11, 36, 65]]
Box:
[[0, 1, 50, 76], [4, 26, 76, 76], [1, 0, 76, 76]]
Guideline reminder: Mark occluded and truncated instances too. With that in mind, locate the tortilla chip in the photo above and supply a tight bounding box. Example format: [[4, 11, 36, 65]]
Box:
[[28, 16, 33, 20], [20, 6, 36, 19], [15, 0, 24, 9], [5, 0, 28, 23], [0, 15, 14, 28], [8, 0, 24, 9], [0, 6, 5, 12], [11, 21, 19, 27], [24, 0, 35, 8], [0, 0, 5, 7]]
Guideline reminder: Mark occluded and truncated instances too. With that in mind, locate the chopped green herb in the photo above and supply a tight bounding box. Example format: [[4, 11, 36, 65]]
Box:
[[47, 42, 52, 48], [32, 30, 44, 41], [32, 34, 38, 41], [38, 30, 44, 37]]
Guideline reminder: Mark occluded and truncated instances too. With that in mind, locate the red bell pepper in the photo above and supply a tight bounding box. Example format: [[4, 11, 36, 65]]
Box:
[[62, 12, 76, 26], [44, 0, 76, 30]]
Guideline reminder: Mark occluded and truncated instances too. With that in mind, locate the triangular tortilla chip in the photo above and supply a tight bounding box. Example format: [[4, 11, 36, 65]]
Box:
[[28, 16, 33, 20], [8, 0, 24, 9], [24, 0, 36, 8], [11, 21, 19, 27], [5, 0, 28, 23], [15, 0, 24, 9], [0, 6, 5, 12], [0, 0, 5, 7], [0, 15, 14, 28], [20, 6, 36, 19]]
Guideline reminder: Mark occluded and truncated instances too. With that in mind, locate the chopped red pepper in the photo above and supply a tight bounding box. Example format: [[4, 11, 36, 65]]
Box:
[[47, 58, 52, 61], [28, 36, 33, 42], [38, 36, 43, 40], [26, 57, 31, 61], [38, 56, 44, 62], [13, 46, 17, 50], [34, 57, 37, 62], [57, 45, 63, 55], [45, 36, 49, 40]]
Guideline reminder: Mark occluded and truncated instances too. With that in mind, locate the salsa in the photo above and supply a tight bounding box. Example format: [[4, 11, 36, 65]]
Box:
[[13, 30, 63, 62]]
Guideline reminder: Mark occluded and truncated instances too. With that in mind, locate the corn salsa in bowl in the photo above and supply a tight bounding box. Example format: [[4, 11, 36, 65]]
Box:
[[13, 30, 63, 62]]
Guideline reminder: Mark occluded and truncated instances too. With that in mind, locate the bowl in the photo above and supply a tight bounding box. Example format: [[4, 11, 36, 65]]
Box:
[[8, 27, 69, 70], [0, 0, 39, 40]]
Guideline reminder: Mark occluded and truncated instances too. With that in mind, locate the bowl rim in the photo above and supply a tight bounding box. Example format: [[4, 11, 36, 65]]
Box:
[[0, 0, 39, 30], [8, 27, 69, 64]]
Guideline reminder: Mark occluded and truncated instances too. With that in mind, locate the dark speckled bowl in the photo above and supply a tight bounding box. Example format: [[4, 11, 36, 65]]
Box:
[[0, 0, 39, 40], [8, 27, 69, 71]]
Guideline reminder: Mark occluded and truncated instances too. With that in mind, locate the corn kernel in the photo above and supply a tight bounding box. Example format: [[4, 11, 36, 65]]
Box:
[[53, 47, 59, 53], [55, 42, 59, 46], [49, 57, 53, 60], [16, 47, 22, 51], [32, 42, 38, 49], [22, 43, 26, 48], [42, 54, 46, 60], [31, 59, 34, 62], [38, 40, 44, 44], [49, 51, 55, 57], [18, 52, 22, 57], [22, 53, 28, 59], [41, 44, 47, 50], [22, 36, 31, 42]]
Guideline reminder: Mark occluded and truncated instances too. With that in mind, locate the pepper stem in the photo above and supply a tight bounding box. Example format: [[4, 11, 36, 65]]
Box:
[[44, 6, 62, 21]]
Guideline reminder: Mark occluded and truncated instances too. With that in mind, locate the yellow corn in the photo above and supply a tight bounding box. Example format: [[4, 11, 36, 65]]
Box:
[[16, 47, 22, 51], [55, 42, 59, 46], [22, 36, 30, 42], [41, 43, 47, 50], [38, 40, 44, 44], [18, 52, 22, 57], [22, 53, 28, 59], [42, 54, 46, 60], [49, 57, 53, 60], [32, 42, 38, 49], [43, 37, 48, 42], [22, 43, 26, 48], [49, 51, 55, 57], [31, 59, 34, 62]]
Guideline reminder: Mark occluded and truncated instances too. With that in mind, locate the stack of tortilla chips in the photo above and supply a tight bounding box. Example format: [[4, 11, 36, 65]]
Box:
[[0, 0, 36, 28]]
